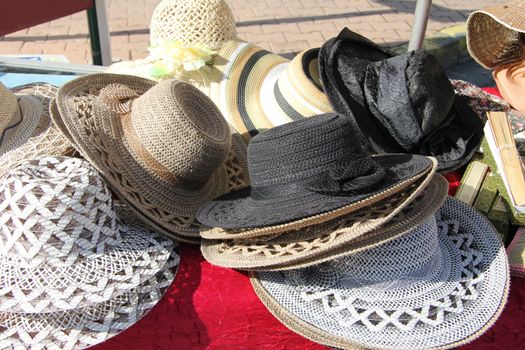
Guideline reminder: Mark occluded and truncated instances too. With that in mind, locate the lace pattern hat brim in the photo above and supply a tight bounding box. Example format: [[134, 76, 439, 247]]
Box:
[[201, 171, 447, 271], [0, 252, 179, 350], [251, 197, 509, 350], [466, 1, 525, 69], [199, 154, 434, 237], [50, 74, 249, 241]]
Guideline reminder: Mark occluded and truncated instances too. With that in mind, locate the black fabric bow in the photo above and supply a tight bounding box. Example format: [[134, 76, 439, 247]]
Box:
[[307, 157, 386, 195]]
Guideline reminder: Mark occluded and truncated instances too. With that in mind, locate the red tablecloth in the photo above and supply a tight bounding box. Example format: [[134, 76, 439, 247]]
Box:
[[91, 86, 524, 349]]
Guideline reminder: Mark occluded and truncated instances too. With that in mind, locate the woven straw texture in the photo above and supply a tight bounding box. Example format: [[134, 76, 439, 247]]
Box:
[[0, 157, 177, 314], [51, 74, 249, 242], [467, 1, 525, 69], [0, 252, 178, 350], [253, 198, 509, 350], [0, 83, 70, 161], [150, 0, 236, 49], [201, 172, 447, 271]]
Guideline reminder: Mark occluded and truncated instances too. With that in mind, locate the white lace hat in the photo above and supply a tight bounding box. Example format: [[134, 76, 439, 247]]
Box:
[[252, 198, 510, 350], [0, 156, 179, 348]]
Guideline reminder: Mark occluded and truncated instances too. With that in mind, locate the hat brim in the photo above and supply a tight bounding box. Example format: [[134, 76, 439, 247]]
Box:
[[198, 154, 433, 231], [466, 3, 525, 69], [52, 74, 249, 241], [0, 204, 175, 313], [251, 197, 509, 349], [201, 171, 446, 270], [0, 252, 178, 349]]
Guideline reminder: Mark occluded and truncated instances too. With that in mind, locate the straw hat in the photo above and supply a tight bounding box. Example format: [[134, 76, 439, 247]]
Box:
[[198, 114, 434, 235], [252, 197, 509, 350], [50, 74, 249, 243], [0, 156, 179, 349], [201, 171, 447, 271], [467, 1, 525, 69], [0, 83, 72, 163], [150, 0, 236, 49]]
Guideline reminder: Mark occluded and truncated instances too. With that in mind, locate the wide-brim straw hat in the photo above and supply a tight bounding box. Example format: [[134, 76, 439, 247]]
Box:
[[0, 83, 73, 167], [201, 171, 447, 271], [198, 115, 434, 236], [0, 157, 177, 314], [50, 74, 249, 243], [467, 1, 525, 69], [0, 156, 179, 349], [252, 197, 509, 350]]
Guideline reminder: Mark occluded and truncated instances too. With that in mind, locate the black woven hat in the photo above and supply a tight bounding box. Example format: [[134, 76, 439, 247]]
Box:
[[319, 28, 484, 172], [197, 114, 432, 229]]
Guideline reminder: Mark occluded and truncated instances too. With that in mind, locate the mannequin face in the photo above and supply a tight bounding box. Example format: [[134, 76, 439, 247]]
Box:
[[493, 58, 525, 114]]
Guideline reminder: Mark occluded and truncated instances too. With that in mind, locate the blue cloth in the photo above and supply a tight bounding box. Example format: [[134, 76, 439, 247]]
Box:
[[0, 72, 77, 88]]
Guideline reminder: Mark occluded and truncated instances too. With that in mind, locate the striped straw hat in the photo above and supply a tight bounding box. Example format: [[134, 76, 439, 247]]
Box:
[[202, 42, 333, 141], [50, 74, 249, 243]]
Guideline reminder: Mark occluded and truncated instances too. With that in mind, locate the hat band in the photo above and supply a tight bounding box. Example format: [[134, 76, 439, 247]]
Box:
[[120, 112, 182, 186], [250, 157, 386, 200]]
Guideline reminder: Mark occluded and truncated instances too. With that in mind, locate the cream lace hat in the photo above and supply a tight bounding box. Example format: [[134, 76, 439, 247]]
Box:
[[0, 156, 179, 349], [252, 198, 510, 350], [0, 83, 72, 171], [150, 0, 236, 49], [50, 74, 248, 243]]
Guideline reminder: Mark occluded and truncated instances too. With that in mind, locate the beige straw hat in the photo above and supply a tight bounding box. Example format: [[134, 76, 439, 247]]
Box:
[[467, 0, 525, 69], [0, 83, 72, 162], [201, 171, 448, 271], [0, 156, 179, 349], [50, 74, 249, 243], [251, 197, 509, 350]]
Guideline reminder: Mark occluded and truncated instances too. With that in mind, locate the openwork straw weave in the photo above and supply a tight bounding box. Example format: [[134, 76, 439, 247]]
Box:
[[150, 0, 236, 49], [252, 198, 509, 350], [467, 1, 525, 69], [52, 74, 249, 242], [0, 157, 176, 314], [201, 172, 448, 270], [0, 252, 178, 350]]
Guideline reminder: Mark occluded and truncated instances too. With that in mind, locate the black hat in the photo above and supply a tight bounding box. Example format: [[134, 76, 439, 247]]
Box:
[[197, 114, 433, 230], [319, 28, 484, 172]]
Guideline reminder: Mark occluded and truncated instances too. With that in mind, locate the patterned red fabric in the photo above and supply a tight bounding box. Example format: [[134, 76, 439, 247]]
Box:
[[90, 86, 523, 350]]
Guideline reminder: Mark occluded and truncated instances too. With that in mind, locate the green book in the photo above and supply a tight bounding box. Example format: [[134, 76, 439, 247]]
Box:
[[455, 161, 489, 206]]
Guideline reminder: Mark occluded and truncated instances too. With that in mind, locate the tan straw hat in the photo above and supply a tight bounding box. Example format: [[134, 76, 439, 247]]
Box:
[[201, 171, 448, 271], [50, 74, 249, 243], [252, 197, 509, 350], [467, 0, 525, 69], [0, 83, 70, 158], [0, 83, 74, 178], [0, 156, 179, 349]]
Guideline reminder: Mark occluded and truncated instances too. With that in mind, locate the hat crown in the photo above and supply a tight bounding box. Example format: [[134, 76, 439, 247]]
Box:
[[247, 114, 363, 187], [127, 80, 231, 187], [150, 0, 236, 49], [0, 157, 123, 260], [0, 83, 22, 140]]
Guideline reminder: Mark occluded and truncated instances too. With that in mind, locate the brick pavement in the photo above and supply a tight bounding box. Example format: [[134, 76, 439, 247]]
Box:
[[0, 0, 510, 65]]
